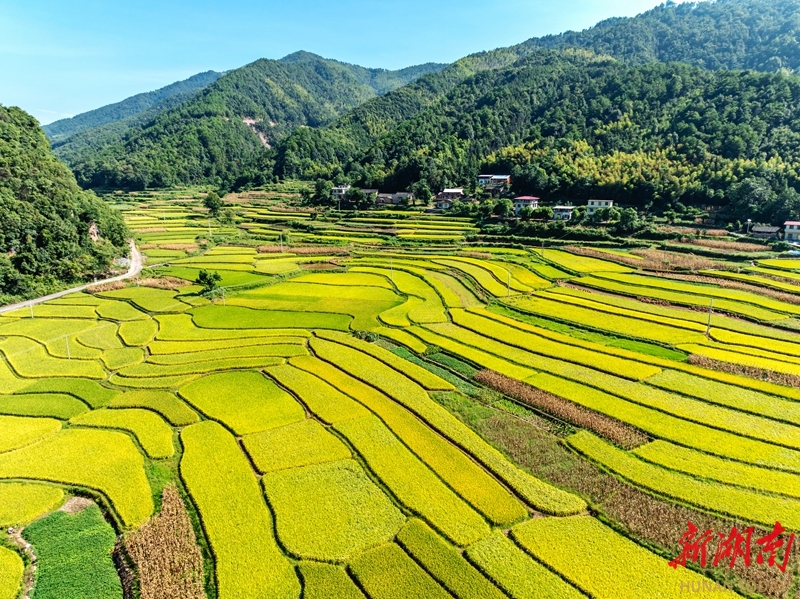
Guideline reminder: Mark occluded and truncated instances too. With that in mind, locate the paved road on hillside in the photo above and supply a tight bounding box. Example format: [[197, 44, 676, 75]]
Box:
[[0, 241, 142, 315]]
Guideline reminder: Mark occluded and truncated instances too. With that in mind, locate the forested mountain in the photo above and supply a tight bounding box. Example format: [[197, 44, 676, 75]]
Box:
[[530, 0, 800, 73], [0, 106, 128, 303], [43, 70, 222, 143], [324, 50, 800, 224], [63, 55, 445, 190], [274, 0, 800, 188]]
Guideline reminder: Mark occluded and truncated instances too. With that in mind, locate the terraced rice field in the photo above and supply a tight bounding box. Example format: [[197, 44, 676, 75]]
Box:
[[4, 224, 800, 598]]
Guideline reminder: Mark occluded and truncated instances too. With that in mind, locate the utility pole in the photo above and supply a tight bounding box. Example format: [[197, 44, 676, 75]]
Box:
[[29, 302, 34, 319], [705, 298, 714, 336]]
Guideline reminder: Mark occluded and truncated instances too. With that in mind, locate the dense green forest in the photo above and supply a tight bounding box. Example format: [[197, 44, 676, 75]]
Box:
[[63, 54, 445, 190], [50, 79, 224, 170], [44, 70, 222, 143], [531, 0, 800, 73], [0, 105, 128, 303], [292, 50, 800, 223]]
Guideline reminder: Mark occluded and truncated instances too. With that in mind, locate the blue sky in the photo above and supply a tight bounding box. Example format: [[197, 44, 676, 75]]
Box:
[[1, 0, 686, 125]]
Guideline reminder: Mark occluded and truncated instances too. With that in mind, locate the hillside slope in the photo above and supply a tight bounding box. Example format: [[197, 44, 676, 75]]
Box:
[[530, 0, 800, 73], [43, 70, 222, 143], [274, 0, 800, 182], [66, 54, 445, 190], [332, 50, 800, 222], [0, 105, 128, 304]]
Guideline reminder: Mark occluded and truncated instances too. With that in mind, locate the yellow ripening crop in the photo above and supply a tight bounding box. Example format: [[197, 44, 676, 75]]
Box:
[[108, 390, 199, 427], [0, 428, 153, 528], [179, 371, 304, 435], [0, 416, 62, 452], [314, 331, 453, 390], [290, 355, 525, 525], [0, 546, 22, 599], [465, 531, 585, 599], [311, 337, 585, 516], [512, 515, 738, 599], [264, 459, 406, 562], [350, 543, 452, 599], [0, 483, 64, 527], [180, 421, 300, 599], [243, 419, 351, 473], [397, 519, 506, 599], [298, 562, 365, 599], [265, 364, 369, 424], [335, 416, 489, 547], [71, 408, 174, 459], [634, 440, 800, 499], [568, 431, 800, 530]]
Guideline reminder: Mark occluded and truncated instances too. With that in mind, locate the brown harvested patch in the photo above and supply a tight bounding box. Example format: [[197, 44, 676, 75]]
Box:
[[87, 281, 127, 293], [135, 228, 168, 234], [687, 354, 800, 388], [682, 238, 768, 252], [125, 485, 205, 599], [135, 277, 189, 290], [632, 249, 734, 271], [565, 245, 730, 272], [59, 496, 94, 514], [474, 370, 649, 449], [159, 244, 199, 252], [448, 397, 796, 599], [139, 244, 157, 250], [459, 251, 494, 260]]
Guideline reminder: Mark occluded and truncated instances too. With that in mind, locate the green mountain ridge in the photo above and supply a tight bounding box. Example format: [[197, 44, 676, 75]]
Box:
[[273, 0, 800, 185], [334, 50, 800, 223], [0, 105, 129, 304], [62, 54, 446, 190], [43, 70, 223, 143]]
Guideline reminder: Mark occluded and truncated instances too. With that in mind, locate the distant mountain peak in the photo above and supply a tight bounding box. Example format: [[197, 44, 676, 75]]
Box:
[[279, 51, 326, 64]]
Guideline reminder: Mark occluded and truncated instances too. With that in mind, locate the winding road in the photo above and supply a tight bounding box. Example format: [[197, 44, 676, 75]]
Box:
[[0, 241, 142, 315]]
